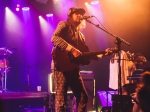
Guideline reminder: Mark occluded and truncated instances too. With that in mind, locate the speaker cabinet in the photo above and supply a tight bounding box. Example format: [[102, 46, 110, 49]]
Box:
[[111, 95, 133, 112], [80, 71, 95, 111], [97, 91, 133, 112]]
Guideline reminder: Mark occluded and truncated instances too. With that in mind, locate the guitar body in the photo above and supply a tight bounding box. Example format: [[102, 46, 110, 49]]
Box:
[[53, 47, 78, 71], [69, 45, 91, 65], [52, 44, 91, 71]]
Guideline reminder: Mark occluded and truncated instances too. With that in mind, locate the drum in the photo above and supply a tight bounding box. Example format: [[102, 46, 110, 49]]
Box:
[[0, 60, 9, 68], [0, 59, 10, 73]]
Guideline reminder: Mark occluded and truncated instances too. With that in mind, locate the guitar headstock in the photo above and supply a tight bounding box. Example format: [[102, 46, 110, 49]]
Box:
[[105, 47, 118, 56], [111, 47, 118, 53]]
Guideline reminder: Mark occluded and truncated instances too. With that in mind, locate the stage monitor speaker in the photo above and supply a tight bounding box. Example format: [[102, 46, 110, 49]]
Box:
[[96, 90, 116, 112], [48, 71, 95, 111], [111, 94, 133, 112]]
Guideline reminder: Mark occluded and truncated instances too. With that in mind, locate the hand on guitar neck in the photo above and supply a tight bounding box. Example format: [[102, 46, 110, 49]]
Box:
[[69, 47, 118, 64], [98, 47, 118, 58]]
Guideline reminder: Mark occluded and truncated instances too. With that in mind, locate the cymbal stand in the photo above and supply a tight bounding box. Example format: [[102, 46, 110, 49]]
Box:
[[27, 65, 30, 91], [27, 65, 33, 91], [1, 58, 8, 92]]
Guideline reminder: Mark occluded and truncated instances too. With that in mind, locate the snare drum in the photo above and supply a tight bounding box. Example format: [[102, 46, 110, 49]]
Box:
[[0, 59, 10, 73], [0, 60, 9, 68]]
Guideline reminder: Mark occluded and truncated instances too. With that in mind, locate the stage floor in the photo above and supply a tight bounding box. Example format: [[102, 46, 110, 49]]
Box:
[[0, 91, 48, 99], [0, 91, 48, 112]]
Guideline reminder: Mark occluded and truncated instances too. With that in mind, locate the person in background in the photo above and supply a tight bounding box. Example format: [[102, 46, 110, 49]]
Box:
[[132, 71, 150, 112]]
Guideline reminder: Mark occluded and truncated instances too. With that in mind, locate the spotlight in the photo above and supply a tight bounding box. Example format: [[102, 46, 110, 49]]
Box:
[[91, 0, 99, 5], [17, 4, 20, 7], [85, 2, 88, 5], [46, 13, 53, 17], [52, 0, 59, 4], [16, 7, 20, 11], [22, 7, 30, 11], [15, 3, 20, 11]]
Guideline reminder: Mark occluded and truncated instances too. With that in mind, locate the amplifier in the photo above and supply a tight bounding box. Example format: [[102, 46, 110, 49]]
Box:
[[48, 71, 94, 93], [80, 70, 94, 80]]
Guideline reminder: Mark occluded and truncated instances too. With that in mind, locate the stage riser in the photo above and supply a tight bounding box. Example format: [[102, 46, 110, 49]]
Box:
[[0, 92, 48, 112], [0, 98, 45, 112]]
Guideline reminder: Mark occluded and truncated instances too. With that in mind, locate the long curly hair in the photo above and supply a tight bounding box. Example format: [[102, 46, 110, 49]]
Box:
[[136, 71, 150, 112]]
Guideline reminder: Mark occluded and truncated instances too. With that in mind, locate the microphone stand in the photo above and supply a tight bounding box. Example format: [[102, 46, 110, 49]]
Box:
[[85, 19, 130, 112]]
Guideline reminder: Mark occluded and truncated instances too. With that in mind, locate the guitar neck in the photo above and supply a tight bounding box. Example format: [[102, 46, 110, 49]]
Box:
[[82, 51, 106, 56]]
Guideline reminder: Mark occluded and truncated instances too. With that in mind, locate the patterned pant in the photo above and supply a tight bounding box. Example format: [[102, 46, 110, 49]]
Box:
[[52, 67, 88, 112]]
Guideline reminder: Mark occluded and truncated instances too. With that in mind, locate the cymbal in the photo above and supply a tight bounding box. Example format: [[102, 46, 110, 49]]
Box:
[[0, 48, 7, 55], [0, 47, 14, 56]]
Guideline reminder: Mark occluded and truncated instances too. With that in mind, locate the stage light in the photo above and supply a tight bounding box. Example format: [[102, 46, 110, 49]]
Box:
[[91, 0, 99, 5], [52, 0, 59, 4], [5, 6, 22, 34], [15, 3, 20, 11], [5, 7, 8, 10], [22, 7, 30, 11], [16, 7, 19, 11], [46, 13, 53, 17], [85, 2, 88, 5], [17, 4, 20, 7]]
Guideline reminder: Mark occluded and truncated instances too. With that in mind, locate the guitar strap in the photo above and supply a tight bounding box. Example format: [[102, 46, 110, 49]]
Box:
[[79, 32, 85, 43]]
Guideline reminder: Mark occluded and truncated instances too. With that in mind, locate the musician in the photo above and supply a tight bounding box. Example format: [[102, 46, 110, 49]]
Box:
[[132, 71, 150, 112], [51, 7, 110, 111], [134, 54, 147, 69]]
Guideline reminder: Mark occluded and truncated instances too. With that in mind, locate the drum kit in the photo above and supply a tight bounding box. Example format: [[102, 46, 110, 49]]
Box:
[[0, 47, 14, 92]]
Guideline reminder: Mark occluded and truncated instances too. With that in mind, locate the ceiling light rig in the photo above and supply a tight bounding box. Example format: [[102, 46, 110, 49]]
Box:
[[16, 4, 20, 11], [46, 13, 53, 17], [91, 0, 99, 5], [22, 7, 30, 11]]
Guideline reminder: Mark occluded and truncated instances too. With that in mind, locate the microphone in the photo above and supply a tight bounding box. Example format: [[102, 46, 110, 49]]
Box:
[[80, 15, 94, 20]]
